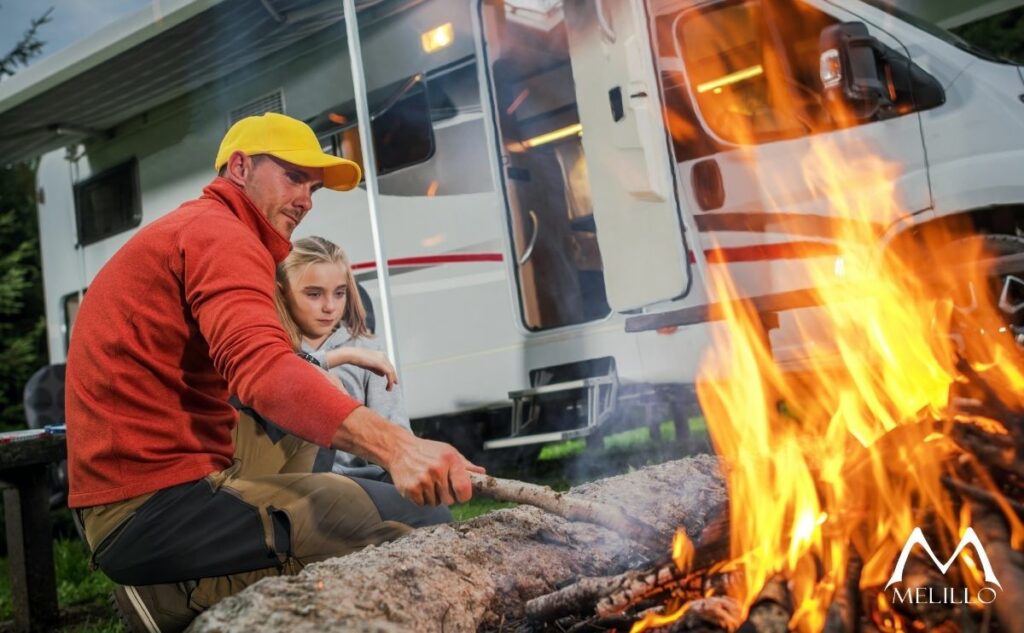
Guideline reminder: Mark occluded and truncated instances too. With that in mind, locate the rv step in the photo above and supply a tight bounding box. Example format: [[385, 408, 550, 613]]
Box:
[[507, 376, 611, 399], [484, 374, 617, 450], [483, 427, 596, 449]]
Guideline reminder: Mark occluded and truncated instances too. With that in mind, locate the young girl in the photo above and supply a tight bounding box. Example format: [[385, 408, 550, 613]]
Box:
[[275, 235, 407, 480]]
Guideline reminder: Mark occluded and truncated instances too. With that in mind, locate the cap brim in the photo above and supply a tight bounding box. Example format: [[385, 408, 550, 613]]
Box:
[[268, 149, 362, 191]]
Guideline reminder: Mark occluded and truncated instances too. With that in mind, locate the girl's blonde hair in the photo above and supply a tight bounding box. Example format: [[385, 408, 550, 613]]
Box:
[[275, 236, 370, 349]]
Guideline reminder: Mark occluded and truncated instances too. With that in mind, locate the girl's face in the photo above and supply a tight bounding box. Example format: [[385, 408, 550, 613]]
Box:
[[286, 261, 348, 345]]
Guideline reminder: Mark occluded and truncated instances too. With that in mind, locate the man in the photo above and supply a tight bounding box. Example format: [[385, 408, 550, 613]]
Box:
[[65, 112, 482, 632]]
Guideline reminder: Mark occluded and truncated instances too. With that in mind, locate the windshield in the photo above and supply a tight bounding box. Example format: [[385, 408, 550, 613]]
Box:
[[857, 0, 1016, 64]]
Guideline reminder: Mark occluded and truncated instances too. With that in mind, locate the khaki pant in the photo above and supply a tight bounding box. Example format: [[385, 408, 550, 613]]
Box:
[[82, 413, 412, 611]]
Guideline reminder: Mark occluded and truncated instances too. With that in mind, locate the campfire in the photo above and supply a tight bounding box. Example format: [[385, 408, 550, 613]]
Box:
[[515, 135, 1024, 632], [682, 139, 1024, 633]]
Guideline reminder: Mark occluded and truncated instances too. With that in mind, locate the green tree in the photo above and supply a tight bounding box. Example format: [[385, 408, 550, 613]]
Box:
[[0, 6, 53, 80], [0, 6, 53, 431], [952, 7, 1024, 64]]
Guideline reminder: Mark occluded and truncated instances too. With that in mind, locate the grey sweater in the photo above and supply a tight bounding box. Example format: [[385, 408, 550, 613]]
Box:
[[304, 326, 410, 478]]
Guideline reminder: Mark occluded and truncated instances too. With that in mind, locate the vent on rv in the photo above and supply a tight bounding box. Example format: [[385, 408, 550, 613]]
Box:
[[228, 90, 286, 126]]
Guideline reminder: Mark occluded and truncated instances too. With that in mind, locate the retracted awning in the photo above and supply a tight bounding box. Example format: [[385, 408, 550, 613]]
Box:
[[0, 0, 403, 165]]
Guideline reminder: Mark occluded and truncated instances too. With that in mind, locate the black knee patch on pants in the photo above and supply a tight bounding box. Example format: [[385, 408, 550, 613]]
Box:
[[268, 506, 292, 557], [348, 476, 453, 528], [94, 479, 282, 585]]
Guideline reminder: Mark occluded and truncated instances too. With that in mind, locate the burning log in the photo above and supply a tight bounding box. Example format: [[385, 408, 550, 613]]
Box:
[[523, 509, 730, 623], [678, 596, 743, 632], [972, 507, 1024, 633], [469, 472, 666, 551], [524, 561, 693, 622], [188, 455, 726, 632], [737, 577, 792, 633], [823, 551, 862, 633], [941, 475, 1024, 517]]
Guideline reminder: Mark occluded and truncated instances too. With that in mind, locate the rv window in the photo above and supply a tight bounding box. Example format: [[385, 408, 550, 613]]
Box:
[[668, 0, 837, 145], [315, 83, 435, 177], [73, 159, 142, 246], [62, 289, 85, 352]]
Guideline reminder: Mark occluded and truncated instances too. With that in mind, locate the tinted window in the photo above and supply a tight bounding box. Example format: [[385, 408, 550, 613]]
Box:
[[313, 81, 435, 177], [62, 289, 85, 352], [671, 0, 837, 145], [74, 159, 142, 245], [373, 87, 435, 175]]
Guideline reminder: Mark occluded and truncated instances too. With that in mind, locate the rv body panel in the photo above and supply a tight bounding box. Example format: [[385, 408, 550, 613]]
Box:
[[920, 60, 1024, 216]]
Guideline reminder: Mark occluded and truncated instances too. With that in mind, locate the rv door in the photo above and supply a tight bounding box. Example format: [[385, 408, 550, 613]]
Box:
[[562, 0, 694, 311]]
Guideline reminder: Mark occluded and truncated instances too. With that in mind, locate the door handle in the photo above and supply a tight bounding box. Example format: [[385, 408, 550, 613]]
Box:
[[518, 210, 539, 266]]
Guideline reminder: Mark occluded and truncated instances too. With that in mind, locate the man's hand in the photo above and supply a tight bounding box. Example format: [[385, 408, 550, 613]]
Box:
[[387, 436, 486, 506], [331, 407, 484, 505]]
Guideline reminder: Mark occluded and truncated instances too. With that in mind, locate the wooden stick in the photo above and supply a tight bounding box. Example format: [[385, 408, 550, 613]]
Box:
[[525, 572, 644, 622], [523, 562, 689, 621], [942, 475, 1024, 516], [468, 472, 666, 551]]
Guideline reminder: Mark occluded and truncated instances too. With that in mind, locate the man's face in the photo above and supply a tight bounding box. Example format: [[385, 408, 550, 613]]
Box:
[[243, 155, 325, 239]]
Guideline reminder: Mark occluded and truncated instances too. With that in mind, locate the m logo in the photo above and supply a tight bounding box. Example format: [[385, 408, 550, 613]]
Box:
[[885, 527, 1001, 589]]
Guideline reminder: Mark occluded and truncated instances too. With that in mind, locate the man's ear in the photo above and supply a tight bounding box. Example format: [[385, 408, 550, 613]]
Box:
[[223, 151, 251, 186]]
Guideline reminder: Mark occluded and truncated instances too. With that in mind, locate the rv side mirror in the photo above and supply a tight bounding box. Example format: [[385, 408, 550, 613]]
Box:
[[819, 22, 889, 122]]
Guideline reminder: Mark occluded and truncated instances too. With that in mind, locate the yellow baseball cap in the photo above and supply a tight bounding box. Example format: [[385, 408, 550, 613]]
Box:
[[214, 112, 362, 191]]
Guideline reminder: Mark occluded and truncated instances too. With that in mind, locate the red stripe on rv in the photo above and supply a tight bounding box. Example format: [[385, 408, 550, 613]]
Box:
[[703, 241, 839, 264], [351, 253, 504, 270]]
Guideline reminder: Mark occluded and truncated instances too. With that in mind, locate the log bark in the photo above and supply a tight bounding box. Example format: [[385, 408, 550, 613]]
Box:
[[189, 455, 726, 633], [469, 472, 664, 551]]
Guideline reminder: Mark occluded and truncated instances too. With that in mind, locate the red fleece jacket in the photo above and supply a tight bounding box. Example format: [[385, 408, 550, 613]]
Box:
[[65, 178, 362, 508]]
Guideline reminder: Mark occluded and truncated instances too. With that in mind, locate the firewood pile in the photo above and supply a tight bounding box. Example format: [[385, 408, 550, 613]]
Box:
[[499, 374, 1023, 633], [575, 369, 1021, 633]]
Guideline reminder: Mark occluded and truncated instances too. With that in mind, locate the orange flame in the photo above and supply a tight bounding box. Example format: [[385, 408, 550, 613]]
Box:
[[680, 124, 1024, 630], [686, 140, 1024, 632]]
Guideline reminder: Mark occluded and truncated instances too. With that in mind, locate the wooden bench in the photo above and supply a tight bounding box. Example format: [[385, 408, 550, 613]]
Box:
[[0, 432, 66, 633]]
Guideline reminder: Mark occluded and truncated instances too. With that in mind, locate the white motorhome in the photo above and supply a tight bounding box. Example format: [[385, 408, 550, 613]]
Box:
[[1, 0, 1022, 461]]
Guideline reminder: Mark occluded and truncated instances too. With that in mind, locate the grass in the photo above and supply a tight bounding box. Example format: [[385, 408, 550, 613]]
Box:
[[538, 417, 707, 461], [0, 538, 123, 633], [450, 497, 517, 521]]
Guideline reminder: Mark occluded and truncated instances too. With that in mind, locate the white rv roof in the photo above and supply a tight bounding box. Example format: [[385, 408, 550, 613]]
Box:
[[0, 0, 397, 164]]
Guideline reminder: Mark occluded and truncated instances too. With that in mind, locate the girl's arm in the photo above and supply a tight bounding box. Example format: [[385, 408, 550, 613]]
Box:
[[363, 352, 411, 431], [321, 346, 397, 391]]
